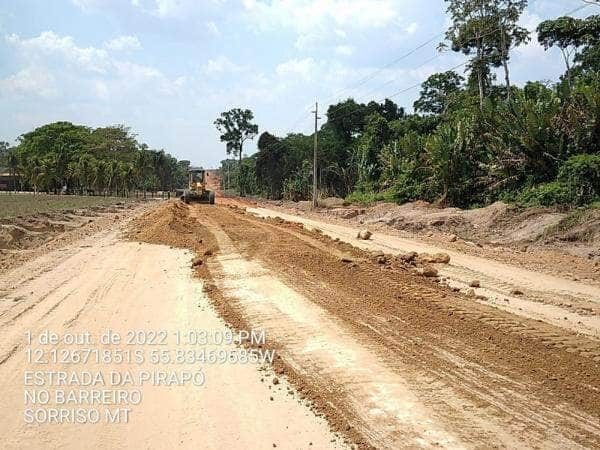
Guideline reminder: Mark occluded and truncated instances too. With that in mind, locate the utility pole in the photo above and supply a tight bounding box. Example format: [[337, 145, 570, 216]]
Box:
[[312, 102, 321, 208]]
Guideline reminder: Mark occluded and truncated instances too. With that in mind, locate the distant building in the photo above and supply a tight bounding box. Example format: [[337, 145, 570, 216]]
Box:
[[0, 167, 13, 190]]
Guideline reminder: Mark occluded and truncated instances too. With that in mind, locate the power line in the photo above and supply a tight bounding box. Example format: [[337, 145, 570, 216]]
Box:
[[321, 32, 445, 106], [319, 1, 594, 122], [241, 0, 595, 180], [320, 20, 507, 121]]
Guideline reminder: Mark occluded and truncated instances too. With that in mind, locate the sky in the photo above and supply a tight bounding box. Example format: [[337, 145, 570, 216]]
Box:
[[0, 0, 597, 168]]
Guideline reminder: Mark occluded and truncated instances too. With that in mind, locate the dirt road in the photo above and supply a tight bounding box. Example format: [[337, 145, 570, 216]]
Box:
[[0, 215, 344, 449], [2, 200, 600, 449], [248, 206, 600, 339], [183, 202, 599, 449]]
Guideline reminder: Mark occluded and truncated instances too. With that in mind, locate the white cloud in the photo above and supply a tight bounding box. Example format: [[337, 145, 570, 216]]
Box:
[[513, 12, 547, 60], [242, 0, 398, 33], [151, 0, 188, 18], [2, 31, 181, 101], [334, 29, 347, 39], [131, 0, 225, 19], [405, 22, 419, 35], [276, 57, 316, 81], [0, 68, 58, 99], [201, 56, 245, 75], [206, 21, 220, 36], [94, 80, 110, 100], [6, 31, 110, 73], [71, 0, 102, 11], [335, 45, 354, 56], [104, 35, 142, 51]]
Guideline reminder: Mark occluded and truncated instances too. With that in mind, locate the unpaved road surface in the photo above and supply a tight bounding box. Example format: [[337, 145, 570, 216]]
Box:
[[248, 206, 600, 339], [0, 212, 344, 449], [3, 200, 600, 449], [184, 202, 599, 449]]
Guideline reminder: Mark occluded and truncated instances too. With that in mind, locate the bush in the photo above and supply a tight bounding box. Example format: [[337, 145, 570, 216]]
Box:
[[516, 155, 600, 207], [282, 161, 312, 201], [516, 182, 574, 207], [345, 190, 382, 205], [557, 154, 600, 205], [345, 178, 428, 205]]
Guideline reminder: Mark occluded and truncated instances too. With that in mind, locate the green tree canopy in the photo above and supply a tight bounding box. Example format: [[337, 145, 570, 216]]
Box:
[[214, 108, 258, 195], [414, 71, 465, 114]]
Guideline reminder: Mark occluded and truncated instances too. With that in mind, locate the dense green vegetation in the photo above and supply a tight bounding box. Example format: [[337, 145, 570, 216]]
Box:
[[223, 5, 600, 208], [0, 122, 189, 196]]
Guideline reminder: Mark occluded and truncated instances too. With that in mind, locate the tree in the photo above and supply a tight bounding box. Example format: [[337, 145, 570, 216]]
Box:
[[255, 132, 285, 198], [89, 125, 138, 161], [538, 17, 583, 89], [425, 118, 475, 205], [214, 108, 258, 196], [414, 71, 465, 114], [491, 0, 530, 100], [537, 15, 600, 89], [444, 0, 501, 108], [327, 99, 368, 144], [355, 113, 391, 185], [17, 122, 91, 192], [134, 149, 152, 198], [6, 149, 20, 192]]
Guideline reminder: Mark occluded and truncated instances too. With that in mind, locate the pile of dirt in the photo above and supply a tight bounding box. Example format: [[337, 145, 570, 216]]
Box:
[[346, 200, 569, 244], [270, 198, 600, 262], [0, 201, 144, 273], [538, 208, 600, 259], [0, 217, 68, 250], [127, 200, 219, 260], [0, 202, 140, 250]]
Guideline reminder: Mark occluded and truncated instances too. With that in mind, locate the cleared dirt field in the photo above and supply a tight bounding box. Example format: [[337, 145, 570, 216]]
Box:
[[0, 193, 135, 218], [2, 199, 599, 449], [0, 195, 146, 272], [0, 210, 342, 449]]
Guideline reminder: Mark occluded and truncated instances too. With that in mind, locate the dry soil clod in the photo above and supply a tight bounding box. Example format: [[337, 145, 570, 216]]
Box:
[[357, 230, 372, 240], [420, 266, 439, 278]]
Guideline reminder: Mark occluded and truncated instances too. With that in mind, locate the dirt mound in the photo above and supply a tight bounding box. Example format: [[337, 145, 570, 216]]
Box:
[[296, 200, 599, 259], [318, 197, 345, 208], [312, 200, 572, 245], [128, 201, 192, 247], [127, 201, 218, 257], [0, 200, 144, 272], [538, 208, 600, 259]]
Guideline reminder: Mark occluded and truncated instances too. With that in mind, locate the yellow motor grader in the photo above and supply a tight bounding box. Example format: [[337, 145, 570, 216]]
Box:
[[181, 167, 215, 204]]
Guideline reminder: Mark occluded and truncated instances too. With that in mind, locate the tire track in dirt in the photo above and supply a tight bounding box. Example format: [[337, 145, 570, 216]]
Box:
[[193, 212, 465, 449], [187, 203, 600, 449], [0, 280, 71, 324], [248, 207, 600, 338], [1, 203, 344, 450]]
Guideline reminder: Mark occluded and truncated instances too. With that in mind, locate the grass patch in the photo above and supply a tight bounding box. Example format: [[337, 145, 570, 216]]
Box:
[[0, 193, 132, 219], [345, 190, 396, 205]]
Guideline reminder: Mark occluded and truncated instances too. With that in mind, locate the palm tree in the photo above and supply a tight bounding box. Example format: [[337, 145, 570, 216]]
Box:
[[118, 162, 135, 197], [134, 149, 152, 198], [106, 160, 119, 196], [93, 160, 108, 196], [74, 154, 94, 194]]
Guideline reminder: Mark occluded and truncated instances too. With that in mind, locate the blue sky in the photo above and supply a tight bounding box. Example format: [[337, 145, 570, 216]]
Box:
[[0, 0, 597, 167]]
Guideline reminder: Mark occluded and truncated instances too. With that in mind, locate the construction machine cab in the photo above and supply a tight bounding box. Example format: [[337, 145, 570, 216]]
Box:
[[189, 168, 206, 189], [181, 167, 215, 204]]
